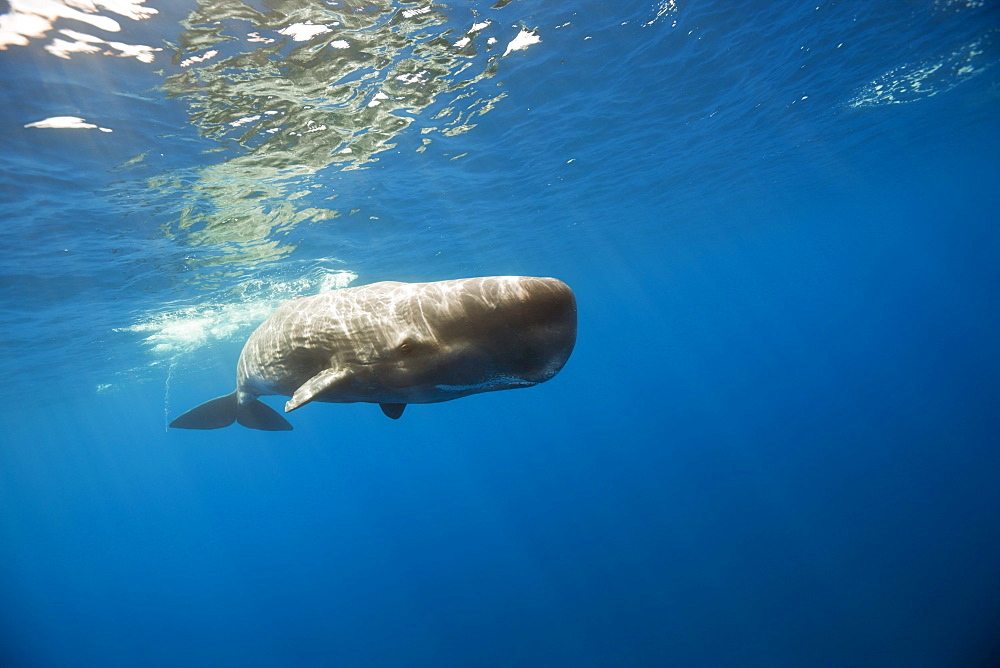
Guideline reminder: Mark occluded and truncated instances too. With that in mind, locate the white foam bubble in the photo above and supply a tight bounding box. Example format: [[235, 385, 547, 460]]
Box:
[[0, 0, 160, 60], [24, 116, 113, 132], [367, 91, 389, 107], [934, 0, 985, 10], [847, 31, 995, 108], [503, 28, 540, 57], [278, 22, 332, 42], [395, 71, 427, 84], [230, 114, 262, 127], [121, 269, 359, 356], [643, 0, 679, 28], [317, 271, 357, 292], [180, 49, 218, 67]]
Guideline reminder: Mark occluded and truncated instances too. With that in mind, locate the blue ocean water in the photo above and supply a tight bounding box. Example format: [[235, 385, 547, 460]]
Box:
[[2, 0, 999, 665]]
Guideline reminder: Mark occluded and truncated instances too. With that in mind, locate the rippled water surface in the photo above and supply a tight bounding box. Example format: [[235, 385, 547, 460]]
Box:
[[2, 1, 999, 665]]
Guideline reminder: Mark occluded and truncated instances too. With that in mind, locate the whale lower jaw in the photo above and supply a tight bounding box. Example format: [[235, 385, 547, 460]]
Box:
[[324, 378, 539, 404], [434, 379, 536, 393]]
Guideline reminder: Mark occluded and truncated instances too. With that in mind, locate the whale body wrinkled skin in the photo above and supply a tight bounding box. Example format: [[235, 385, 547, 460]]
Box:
[[169, 276, 577, 430]]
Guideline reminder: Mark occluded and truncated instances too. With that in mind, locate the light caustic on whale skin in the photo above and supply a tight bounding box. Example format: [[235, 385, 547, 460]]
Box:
[[169, 276, 577, 431]]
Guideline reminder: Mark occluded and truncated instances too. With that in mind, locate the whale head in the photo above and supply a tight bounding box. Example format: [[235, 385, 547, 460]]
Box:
[[373, 276, 577, 399]]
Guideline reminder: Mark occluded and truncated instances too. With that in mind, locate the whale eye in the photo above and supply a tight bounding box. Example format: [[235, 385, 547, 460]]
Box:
[[398, 336, 438, 357], [398, 337, 439, 357]]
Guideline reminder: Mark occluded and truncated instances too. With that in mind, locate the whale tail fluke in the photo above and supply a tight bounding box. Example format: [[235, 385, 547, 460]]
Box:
[[170, 392, 293, 431], [237, 398, 293, 431]]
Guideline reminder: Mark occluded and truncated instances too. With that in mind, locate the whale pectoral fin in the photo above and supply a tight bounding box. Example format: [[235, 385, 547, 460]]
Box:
[[169, 392, 238, 429], [380, 403, 406, 419], [237, 399, 293, 431], [285, 368, 348, 413]]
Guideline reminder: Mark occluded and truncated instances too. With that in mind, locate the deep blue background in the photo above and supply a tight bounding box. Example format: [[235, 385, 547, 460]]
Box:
[[2, 0, 999, 665]]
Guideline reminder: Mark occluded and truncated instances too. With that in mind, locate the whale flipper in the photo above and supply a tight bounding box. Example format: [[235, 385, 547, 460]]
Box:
[[169, 392, 238, 429], [285, 368, 349, 413], [380, 403, 406, 419], [170, 392, 292, 431]]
